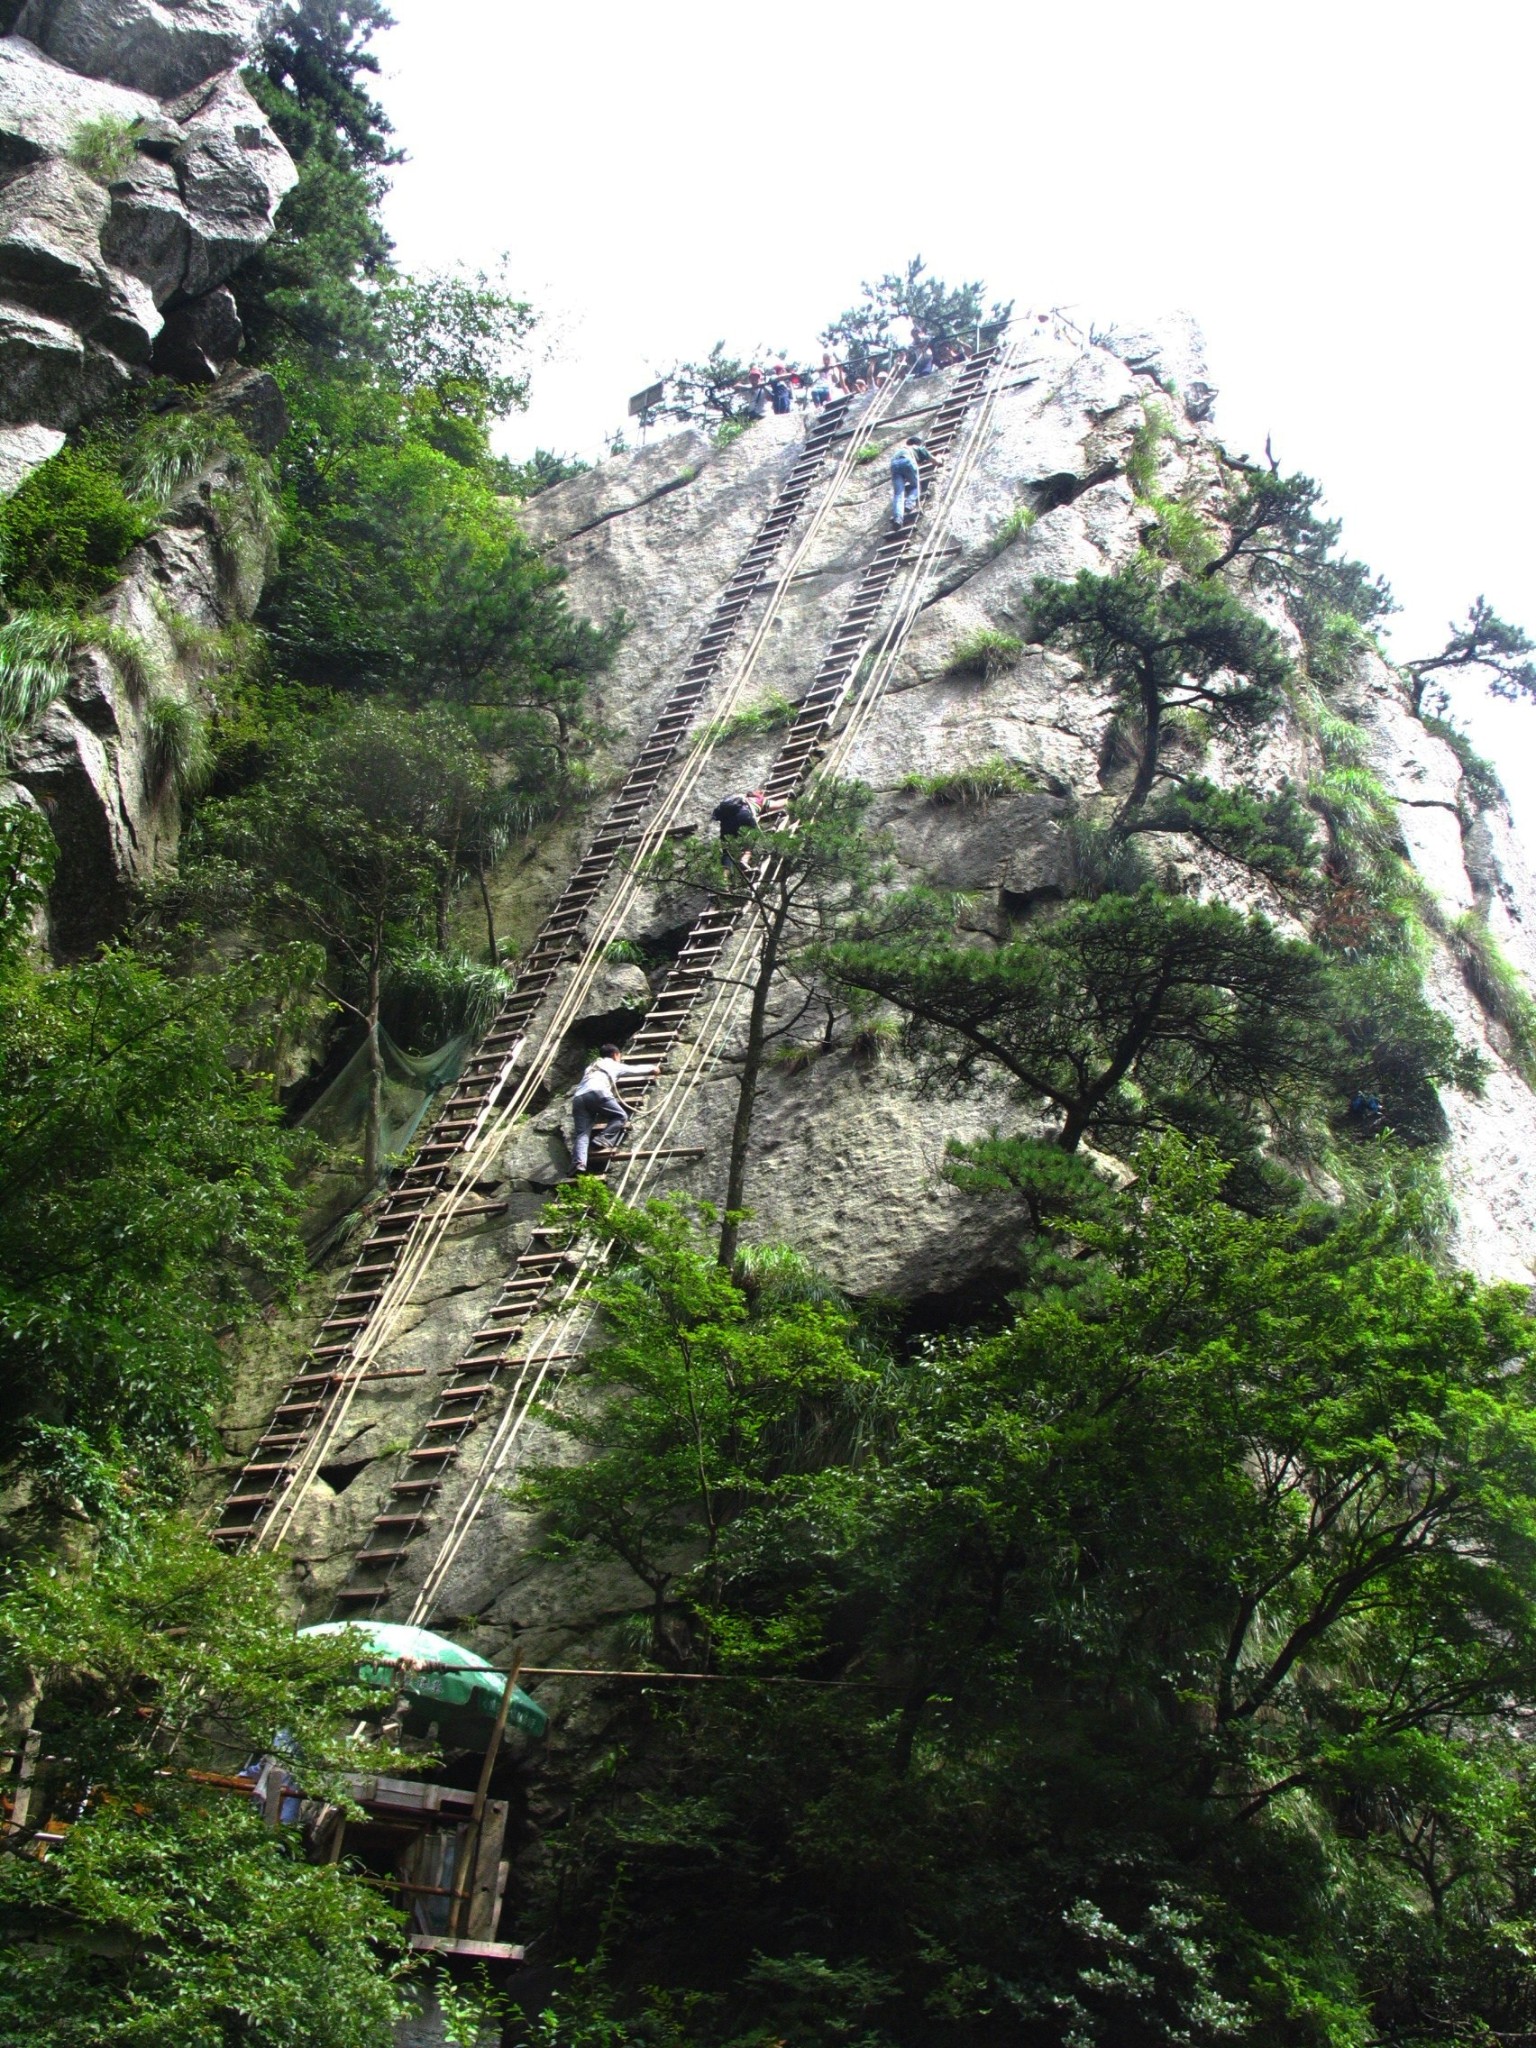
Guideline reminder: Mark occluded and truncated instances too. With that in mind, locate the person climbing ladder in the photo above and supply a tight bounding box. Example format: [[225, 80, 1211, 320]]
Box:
[[568, 1043, 659, 1173], [889, 433, 931, 528]]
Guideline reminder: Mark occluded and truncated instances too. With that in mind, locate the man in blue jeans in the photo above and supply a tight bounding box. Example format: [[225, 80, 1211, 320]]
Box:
[[569, 1043, 659, 1173], [889, 436, 927, 528]]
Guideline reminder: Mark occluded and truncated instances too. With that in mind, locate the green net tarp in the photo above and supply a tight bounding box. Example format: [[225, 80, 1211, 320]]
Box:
[[298, 1026, 472, 1166]]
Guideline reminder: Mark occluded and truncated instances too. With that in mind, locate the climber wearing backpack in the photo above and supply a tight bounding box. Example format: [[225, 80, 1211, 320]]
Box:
[[569, 1042, 659, 1173], [712, 788, 764, 872]]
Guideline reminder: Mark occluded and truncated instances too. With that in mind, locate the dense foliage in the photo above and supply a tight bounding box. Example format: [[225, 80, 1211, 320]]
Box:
[[0, 807, 304, 1520], [0, 1515, 470, 2048], [515, 1161, 1536, 2048]]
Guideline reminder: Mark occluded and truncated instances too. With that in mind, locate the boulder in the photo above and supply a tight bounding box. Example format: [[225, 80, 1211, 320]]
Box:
[[0, 8, 292, 491], [0, 153, 109, 322], [98, 149, 190, 300], [197, 360, 284, 450], [0, 298, 85, 421], [87, 259, 158, 359], [1099, 311, 1219, 421], [149, 272, 233, 377], [165, 71, 297, 296], [0, 31, 157, 166], [0, 413, 58, 485], [12, 0, 263, 97]]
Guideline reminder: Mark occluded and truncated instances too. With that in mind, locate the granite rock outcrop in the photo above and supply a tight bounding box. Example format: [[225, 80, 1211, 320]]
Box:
[[219, 315, 1536, 1664], [0, 0, 292, 487]]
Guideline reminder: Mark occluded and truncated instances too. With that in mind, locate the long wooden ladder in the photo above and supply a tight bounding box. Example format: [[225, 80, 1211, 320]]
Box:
[[211, 399, 854, 1550], [328, 347, 1002, 1612]]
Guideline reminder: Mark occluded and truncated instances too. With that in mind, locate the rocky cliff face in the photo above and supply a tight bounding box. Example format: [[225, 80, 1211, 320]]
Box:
[[0, 0, 290, 952], [222, 317, 1536, 1664], [0, 0, 292, 490], [5, 367, 282, 951]]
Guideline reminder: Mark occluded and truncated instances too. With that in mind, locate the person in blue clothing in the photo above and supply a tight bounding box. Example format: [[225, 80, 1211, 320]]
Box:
[[889, 435, 928, 528], [911, 339, 935, 376], [1348, 1089, 1385, 1135], [770, 364, 795, 414]]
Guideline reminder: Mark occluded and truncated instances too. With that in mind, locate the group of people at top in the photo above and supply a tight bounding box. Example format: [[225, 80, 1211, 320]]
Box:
[[738, 335, 962, 420]]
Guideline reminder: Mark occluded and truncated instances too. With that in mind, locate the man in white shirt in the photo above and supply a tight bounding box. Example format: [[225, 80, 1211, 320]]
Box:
[[569, 1042, 659, 1172]]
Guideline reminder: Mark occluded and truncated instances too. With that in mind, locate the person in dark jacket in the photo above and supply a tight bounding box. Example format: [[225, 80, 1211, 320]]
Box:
[[712, 789, 769, 875]]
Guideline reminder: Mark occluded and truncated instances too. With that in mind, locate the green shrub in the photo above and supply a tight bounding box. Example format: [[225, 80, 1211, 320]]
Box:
[[943, 627, 1024, 681], [698, 691, 798, 747], [383, 944, 511, 1048], [0, 447, 151, 610], [714, 418, 750, 451], [144, 694, 213, 796], [899, 755, 1038, 807], [1125, 402, 1174, 498], [854, 442, 882, 465], [68, 114, 138, 183], [1422, 714, 1505, 811], [1143, 493, 1216, 572], [848, 1014, 902, 1064], [126, 412, 244, 506], [0, 613, 78, 749], [1449, 913, 1536, 1082], [990, 505, 1037, 554]]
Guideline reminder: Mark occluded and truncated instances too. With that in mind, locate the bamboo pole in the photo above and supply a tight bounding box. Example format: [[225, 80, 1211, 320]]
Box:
[[450, 1651, 520, 1941]]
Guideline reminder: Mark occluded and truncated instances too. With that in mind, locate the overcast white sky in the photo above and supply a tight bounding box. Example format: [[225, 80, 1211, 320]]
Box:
[[374, 0, 1536, 820]]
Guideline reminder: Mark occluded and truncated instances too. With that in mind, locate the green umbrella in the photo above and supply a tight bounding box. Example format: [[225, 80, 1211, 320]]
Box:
[[301, 1621, 548, 1739]]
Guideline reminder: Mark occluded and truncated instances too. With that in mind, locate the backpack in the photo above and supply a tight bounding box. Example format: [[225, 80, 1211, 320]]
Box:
[[713, 794, 759, 835]]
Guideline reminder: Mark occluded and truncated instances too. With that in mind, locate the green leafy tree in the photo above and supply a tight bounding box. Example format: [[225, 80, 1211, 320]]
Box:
[[191, 699, 485, 1181], [239, 1, 399, 364], [499, 448, 593, 499], [520, 1144, 1536, 2048], [1128, 776, 1319, 892], [825, 888, 1332, 1156], [514, 1185, 874, 1661], [0, 813, 305, 1517], [262, 373, 616, 748], [0, 1514, 445, 2048], [1029, 564, 1292, 831], [1404, 594, 1536, 716], [1205, 455, 1394, 634], [821, 255, 1012, 381], [662, 343, 785, 431]]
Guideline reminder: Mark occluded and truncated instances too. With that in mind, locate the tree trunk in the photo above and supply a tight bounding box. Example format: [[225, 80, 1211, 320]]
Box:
[[363, 948, 384, 1186], [1056, 1101, 1091, 1152], [1114, 669, 1162, 831], [477, 859, 498, 964], [717, 892, 791, 1270]]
